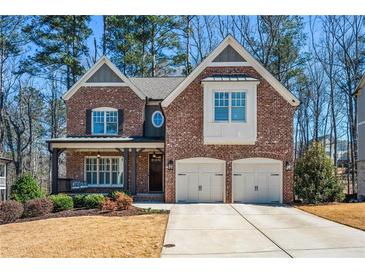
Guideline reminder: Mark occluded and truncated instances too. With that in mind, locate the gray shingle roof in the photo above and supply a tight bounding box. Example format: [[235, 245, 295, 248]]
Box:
[[129, 77, 185, 100]]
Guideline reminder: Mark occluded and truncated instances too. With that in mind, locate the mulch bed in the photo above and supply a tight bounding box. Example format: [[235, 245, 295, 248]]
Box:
[[10, 206, 169, 224]]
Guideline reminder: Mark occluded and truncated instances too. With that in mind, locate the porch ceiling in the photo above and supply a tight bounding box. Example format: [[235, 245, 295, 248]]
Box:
[[47, 137, 164, 150]]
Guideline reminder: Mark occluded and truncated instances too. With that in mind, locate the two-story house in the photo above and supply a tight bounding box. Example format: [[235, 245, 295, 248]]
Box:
[[47, 35, 300, 203], [0, 144, 11, 201], [354, 74, 365, 201]]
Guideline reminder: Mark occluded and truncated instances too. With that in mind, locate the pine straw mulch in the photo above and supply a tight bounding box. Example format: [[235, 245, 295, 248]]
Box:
[[12, 206, 167, 224]]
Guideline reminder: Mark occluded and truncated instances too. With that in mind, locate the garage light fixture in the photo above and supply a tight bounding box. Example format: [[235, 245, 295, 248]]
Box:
[[168, 160, 174, 171], [285, 161, 292, 171]]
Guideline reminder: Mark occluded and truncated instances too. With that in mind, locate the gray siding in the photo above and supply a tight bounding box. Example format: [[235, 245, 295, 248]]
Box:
[[358, 87, 365, 161], [213, 45, 246, 62], [358, 86, 365, 123], [358, 124, 365, 161], [86, 64, 123, 83], [144, 105, 165, 138]]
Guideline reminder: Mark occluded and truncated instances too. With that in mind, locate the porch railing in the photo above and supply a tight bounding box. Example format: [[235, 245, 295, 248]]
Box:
[[58, 178, 89, 192]]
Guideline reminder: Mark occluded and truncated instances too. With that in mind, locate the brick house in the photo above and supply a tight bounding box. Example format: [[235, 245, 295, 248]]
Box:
[[48, 35, 300, 203]]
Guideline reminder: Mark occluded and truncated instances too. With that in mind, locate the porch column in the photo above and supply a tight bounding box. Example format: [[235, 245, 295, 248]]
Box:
[[51, 148, 60, 195], [130, 148, 137, 195], [123, 149, 129, 191]]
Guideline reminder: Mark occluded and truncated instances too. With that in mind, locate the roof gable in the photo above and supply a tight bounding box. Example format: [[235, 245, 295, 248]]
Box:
[[62, 56, 145, 101], [161, 35, 300, 107], [86, 63, 124, 83], [213, 45, 246, 62]]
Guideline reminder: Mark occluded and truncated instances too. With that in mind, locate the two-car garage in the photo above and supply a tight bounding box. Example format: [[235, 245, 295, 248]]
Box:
[[175, 157, 283, 203]]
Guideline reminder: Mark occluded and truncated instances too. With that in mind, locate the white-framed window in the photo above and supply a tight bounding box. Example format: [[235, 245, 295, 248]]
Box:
[[0, 164, 5, 177], [151, 111, 164, 128], [85, 157, 123, 186], [214, 91, 246, 122], [92, 108, 118, 135]]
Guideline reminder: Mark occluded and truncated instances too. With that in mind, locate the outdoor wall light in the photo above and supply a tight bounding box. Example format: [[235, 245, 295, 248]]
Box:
[[97, 152, 101, 158], [285, 161, 292, 171], [167, 160, 174, 171]]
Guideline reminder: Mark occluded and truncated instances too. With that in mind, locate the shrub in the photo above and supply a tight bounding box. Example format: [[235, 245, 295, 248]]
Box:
[[23, 198, 53, 218], [49, 194, 74, 212], [83, 194, 105, 209], [10, 173, 44, 202], [0, 200, 24, 224], [108, 190, 131, 200], [295, 142, 345, 204], [100, 198, 117, 211], [114, 191, 133, 210], [73, 194, 87, 208]]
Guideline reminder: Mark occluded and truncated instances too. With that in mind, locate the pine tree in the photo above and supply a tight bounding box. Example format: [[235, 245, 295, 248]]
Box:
[[23, 16, 92, 89], [104, 16, 184, 77]]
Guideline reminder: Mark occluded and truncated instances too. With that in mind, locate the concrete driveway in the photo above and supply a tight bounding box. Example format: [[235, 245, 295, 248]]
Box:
[[159, 204, 365, 258]]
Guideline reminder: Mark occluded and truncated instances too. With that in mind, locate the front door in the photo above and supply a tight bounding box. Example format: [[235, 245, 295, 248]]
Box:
[[149, 154, 163, 192]]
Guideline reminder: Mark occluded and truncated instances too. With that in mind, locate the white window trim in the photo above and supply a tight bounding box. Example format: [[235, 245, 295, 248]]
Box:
[[92, 107, 118, 135], [213, 90, 247, 123], [151, 110, 164, 128], [84, 156, 124, 187]]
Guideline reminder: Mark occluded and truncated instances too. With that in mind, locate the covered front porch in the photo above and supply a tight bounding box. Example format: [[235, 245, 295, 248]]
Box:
[[47, 137, 165, 202]]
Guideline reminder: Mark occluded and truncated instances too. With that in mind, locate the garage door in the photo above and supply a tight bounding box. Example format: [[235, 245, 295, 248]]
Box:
[[176, 158, 225, 203], [233, 158, 282, 203]]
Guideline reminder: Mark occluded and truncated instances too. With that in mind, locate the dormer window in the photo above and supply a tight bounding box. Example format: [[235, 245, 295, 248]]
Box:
[[92, 108, 118, 135]]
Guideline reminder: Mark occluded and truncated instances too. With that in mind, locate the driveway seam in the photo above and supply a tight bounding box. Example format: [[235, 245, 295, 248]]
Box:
[[230, 204, 294, 258]]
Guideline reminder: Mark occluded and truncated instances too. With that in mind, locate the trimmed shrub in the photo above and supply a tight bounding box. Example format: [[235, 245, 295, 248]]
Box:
[[23, 198, 54, 218], [108, 190, 131, 200], [49, 194, 74, 212], [100, 198, 117, 211], [83, 194, 105, 209], [115, 192, 133, 210], [0, 200, 24, 224], [73, 194, 87, 208], [10, 173, 44, 202], [295, 142, 345, 203]]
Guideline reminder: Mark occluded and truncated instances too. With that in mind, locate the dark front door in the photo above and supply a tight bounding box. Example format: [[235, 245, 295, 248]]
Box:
[[149, 154, 163, 192]]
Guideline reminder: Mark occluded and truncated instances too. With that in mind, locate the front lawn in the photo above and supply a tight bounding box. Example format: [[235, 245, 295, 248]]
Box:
[[0, 214, 168, 258], [296, 203, 365, 231]]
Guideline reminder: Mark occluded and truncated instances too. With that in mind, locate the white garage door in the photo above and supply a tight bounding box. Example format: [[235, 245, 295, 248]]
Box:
[[233, 158, 282, 203], [176, 158, 225, 203]]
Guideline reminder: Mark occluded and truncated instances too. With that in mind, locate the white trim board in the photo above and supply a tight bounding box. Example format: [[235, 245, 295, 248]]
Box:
[[62, 56, 146, 101], [161, 35, 300, 107]]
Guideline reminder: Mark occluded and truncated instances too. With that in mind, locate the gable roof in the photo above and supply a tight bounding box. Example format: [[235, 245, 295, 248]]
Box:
[[353, 73, 365, 96], [129, 77, 185, 100], [161, 35, 300, 107], [62, 56, 146, 101]]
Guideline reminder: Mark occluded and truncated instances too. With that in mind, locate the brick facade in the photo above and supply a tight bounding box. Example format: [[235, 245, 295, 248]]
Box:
[[163, 66, 296, 203], [65, 150, 149, 194], [66, 86, 145, 137]]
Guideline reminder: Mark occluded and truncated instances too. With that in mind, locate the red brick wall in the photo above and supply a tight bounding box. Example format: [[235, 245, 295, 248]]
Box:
[[66, 86, 145, 137], [65, 150, 149, 193], [163, 66, 296, 203]]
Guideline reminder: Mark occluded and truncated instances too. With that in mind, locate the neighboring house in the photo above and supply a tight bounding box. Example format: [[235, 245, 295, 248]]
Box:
[[354, 74, 365, 201], [47, 35, 300, 204], [316, 136, 349, 166], [0, 145, 11, 201]]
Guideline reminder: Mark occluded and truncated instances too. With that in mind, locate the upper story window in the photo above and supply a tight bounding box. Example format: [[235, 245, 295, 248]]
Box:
[[0, 164, 5, 177], [92, 108, 118, 135], [214, 91, 246, 122], [152, 111, 164, 128]]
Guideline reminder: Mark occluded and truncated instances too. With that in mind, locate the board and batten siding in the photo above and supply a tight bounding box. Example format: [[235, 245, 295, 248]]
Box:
[[144, 105, 165, 138], [86, 64, 124, 83]]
